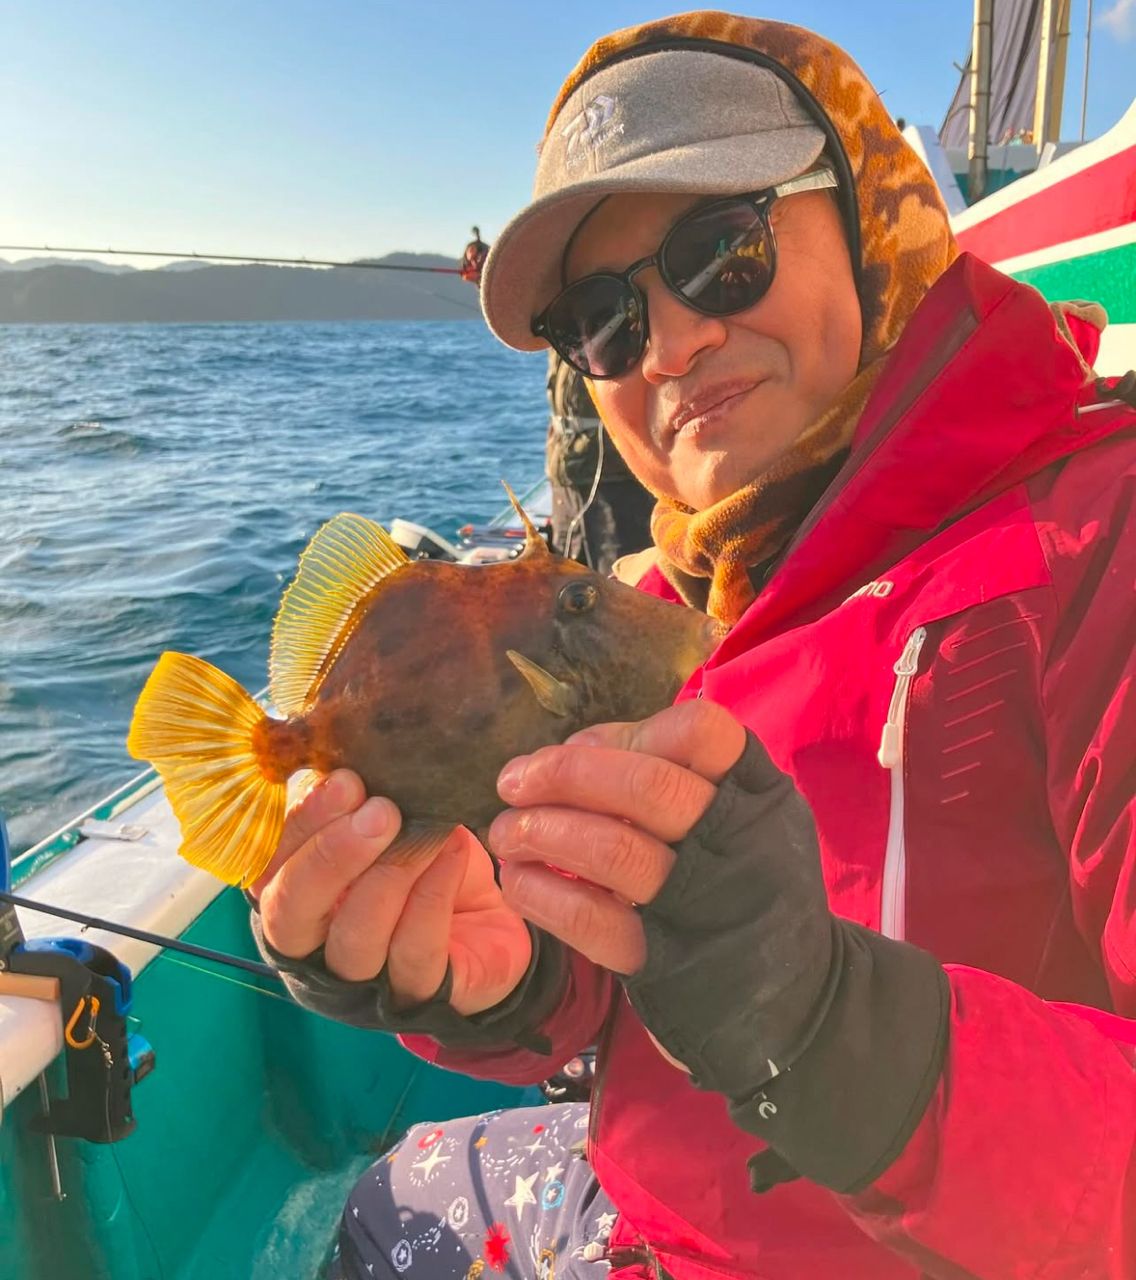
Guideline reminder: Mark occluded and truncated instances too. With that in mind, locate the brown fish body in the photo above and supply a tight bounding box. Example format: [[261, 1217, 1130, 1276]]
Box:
[[266, 552, 720, 830], [128, 500, 721, 885]]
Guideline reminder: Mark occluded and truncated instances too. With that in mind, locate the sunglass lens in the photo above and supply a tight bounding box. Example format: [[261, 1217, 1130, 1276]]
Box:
[[664, 202, 773, 314], [545, 276, 644, 378]]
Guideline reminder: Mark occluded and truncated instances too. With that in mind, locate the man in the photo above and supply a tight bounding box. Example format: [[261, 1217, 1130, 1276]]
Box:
[[459, 226, 489, 285], [254, 13, 1136, 1278]]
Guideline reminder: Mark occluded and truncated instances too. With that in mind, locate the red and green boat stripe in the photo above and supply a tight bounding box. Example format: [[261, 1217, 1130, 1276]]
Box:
[[955, 142, 1136, 264], [1009, 239, 1136, 324]]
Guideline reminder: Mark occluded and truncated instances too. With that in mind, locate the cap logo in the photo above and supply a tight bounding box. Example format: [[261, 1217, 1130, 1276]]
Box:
[[561, 94, 623, 168]]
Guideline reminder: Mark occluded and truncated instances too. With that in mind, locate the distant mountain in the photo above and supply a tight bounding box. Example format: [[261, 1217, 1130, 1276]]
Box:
[[0, 252, 481, 322], [0, 256, 137, 274], [155, 260, 212, 272]]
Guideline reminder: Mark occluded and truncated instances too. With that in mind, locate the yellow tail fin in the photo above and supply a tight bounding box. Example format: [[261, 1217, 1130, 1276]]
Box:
[[126, 652, 286, 887]]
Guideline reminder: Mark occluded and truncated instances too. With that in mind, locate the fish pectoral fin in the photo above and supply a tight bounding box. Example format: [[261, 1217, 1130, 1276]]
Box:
[[381, 822, 455, 866], [506, 649, 578, 718]]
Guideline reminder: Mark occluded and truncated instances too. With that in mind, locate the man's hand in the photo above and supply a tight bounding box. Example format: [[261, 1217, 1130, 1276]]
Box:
[[488, 700, 747, 976], [490, 699, 949, 1194], [254, 771, 532, 1016], [488, 698, 834, 1096]]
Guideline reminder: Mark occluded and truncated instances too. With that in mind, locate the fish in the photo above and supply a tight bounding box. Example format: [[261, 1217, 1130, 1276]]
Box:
[[126, 490, 723, 887]]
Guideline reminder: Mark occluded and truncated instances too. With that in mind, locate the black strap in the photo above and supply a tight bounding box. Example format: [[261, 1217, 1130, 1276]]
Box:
[[248, 899, 566, 1054], [1095, 371, 1136, 408]]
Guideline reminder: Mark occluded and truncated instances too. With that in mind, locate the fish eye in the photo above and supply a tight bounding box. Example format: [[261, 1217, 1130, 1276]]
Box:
[[558, 581, 598, 615]]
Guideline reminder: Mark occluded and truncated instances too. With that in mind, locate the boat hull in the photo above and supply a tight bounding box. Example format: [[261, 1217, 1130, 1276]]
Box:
[[951, 100, 1136, 374], [1, 886, 531, 1279]]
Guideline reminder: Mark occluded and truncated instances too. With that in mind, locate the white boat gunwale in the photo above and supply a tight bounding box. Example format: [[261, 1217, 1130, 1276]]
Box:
[[0, 491, 558, 1113]]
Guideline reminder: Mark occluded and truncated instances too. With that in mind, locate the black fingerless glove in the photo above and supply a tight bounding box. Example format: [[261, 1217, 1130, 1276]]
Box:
[[248, 902, 566, 1056], [623, 732, 950, 1195]]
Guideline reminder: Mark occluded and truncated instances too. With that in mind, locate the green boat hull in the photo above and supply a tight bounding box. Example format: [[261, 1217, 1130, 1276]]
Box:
[[1, 888, 533, 1280]]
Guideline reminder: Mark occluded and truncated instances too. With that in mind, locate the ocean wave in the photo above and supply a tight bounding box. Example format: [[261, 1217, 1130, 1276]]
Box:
[[0, 319, 547, 854], [55, 420, 162, 456]]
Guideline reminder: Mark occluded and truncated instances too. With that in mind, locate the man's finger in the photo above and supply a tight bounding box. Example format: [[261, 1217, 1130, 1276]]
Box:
[[499, 860, 647, 975], [384, 833, 470, 1005], [489, 806, 675, 906], [497, 742, 716, 844], [252, 769, 366, 895], [258, 794, 402, 958], [322, 830, 450, 982], [565, 699, 746, 784]]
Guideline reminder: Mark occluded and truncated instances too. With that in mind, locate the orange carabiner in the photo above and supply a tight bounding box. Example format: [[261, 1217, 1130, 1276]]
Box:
[[64, 993, 101, 1049]]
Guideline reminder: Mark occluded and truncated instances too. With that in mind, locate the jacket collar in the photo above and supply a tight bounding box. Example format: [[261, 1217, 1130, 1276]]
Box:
[[708, 253, 1130, 658]]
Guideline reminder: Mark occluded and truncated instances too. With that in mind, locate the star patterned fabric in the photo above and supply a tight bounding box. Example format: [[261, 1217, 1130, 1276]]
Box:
[[327, 1104, 619, 1280]]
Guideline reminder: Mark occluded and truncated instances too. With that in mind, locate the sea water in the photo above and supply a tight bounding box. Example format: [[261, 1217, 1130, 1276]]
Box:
[[0, 321, 547, 853]]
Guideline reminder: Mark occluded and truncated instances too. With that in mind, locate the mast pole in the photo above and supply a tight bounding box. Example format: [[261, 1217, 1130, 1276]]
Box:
[[1034, 0, 1073, 149], [1080, 0, 1093, 141], [968, 0, 993, 202]]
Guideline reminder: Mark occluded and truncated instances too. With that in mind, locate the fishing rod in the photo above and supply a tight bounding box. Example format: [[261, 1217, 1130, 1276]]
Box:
[[0, 890, 278, 980], [0, 244, 465, 274]]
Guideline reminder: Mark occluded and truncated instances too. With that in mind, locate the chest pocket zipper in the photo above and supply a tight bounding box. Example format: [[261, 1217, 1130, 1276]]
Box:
[[877, 626, 927, 940]]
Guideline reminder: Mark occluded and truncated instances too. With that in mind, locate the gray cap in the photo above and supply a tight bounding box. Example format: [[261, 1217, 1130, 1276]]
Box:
[[480, 48, 826, 351]]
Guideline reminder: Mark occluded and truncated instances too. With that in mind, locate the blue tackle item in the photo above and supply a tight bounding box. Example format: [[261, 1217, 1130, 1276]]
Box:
[[0, 818, 23, 955], [0, 814, 153, 1142]]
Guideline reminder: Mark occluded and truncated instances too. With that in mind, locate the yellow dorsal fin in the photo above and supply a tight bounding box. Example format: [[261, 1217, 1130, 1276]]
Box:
[[269, 513, 409, 715]]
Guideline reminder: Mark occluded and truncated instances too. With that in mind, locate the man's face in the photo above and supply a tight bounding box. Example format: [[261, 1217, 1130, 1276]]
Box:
[[562, 187, 862, 511]]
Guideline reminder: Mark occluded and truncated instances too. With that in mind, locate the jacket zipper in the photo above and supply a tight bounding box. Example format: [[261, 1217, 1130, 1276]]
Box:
[[876, 626, 927, 940]]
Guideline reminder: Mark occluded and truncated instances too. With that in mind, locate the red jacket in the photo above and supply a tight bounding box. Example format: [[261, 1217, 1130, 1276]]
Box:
[[406, 256, 1136, 1279]]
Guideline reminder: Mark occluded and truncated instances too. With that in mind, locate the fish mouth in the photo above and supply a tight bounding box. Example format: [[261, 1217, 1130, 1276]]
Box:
[[672, 614, 728, 685], [696, 615, 730, 663]]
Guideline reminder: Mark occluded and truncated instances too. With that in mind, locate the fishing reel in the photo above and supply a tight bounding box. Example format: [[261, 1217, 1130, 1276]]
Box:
[[0, 817, 155, 1143]]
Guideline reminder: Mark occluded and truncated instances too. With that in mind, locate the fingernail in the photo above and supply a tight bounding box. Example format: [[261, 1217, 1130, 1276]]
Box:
[[322, 771, 355, 809], [351, 797, 391, 839], [497, 755, 529, 799], [487, 808, 521, 853], [486, 814, 507, 854], [565, 729, 600, 747]]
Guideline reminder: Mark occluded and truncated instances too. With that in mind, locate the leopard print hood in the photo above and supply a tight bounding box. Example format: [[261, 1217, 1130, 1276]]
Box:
[[549, 12, 959, 621]]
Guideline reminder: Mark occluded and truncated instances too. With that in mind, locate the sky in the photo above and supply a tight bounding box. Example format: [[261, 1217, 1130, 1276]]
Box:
[[2, 0, 1133, 269]]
